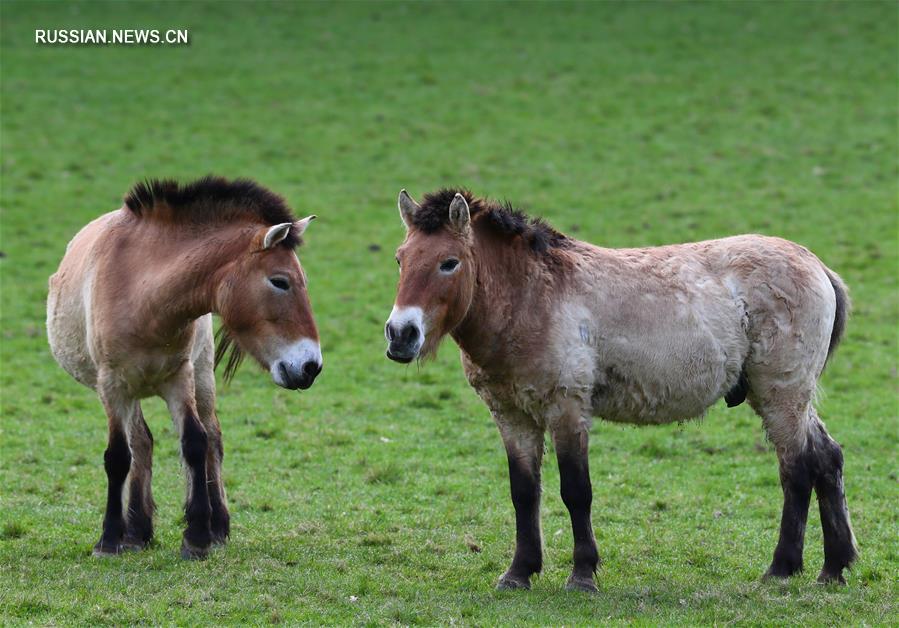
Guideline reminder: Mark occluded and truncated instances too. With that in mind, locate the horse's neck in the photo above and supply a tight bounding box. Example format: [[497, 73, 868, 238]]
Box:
[[136, 225, 241, 333], [452, 238, 554, 369]]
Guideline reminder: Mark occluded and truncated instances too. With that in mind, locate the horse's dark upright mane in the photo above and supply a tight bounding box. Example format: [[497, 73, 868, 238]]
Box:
[[414, 188, 569, 254], [124, 175, 301, 247]]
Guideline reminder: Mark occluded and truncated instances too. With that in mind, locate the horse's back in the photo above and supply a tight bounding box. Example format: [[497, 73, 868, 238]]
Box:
[[47, 210, 122, 389]]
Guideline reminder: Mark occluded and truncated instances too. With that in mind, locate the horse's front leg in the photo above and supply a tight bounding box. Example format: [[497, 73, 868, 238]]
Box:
[[161, 362, 212, 560], [550, 414, 599, 592], [94, 380, 139, 556], [495, 413, 545, 590], [195, 363, 229, 545], [122, 407, 155, 550]]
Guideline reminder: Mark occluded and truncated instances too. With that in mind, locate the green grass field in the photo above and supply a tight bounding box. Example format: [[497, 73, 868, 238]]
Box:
[[1, 1, 896, 625]]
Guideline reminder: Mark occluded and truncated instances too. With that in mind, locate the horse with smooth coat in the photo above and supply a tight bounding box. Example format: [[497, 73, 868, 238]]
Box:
[[385, 188, 857, 591], [47, 176, 322, 559]]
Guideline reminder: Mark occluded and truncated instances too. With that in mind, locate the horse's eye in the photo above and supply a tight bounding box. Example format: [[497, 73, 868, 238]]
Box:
[[269, 277, 290, 291], [395, 256, 400, 266], [439, 258, 460, 273]]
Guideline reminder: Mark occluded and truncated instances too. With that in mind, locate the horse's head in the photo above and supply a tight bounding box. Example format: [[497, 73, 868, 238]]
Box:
[[385, 189, 477, 363], [217, 216, 322, 390]]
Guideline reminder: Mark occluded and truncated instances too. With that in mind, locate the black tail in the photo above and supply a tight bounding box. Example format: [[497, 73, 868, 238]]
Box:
[[824, 267, 850, 364]]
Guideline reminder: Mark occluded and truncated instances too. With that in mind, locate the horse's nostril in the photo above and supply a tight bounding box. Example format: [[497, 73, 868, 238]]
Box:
[[385, 323, 395, 341], [303, 361, 321, 379], [403, 325, 419, 343], [278, 362, 289, 382]]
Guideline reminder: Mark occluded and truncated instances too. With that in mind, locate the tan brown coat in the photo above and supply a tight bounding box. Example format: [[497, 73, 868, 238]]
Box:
[[47, 177, 321, 558]]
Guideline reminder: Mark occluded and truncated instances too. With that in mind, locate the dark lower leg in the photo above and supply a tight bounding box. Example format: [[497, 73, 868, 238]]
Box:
[[123, 476, 153, 547], [181, 411, 212, 557], [766, 453, 814, 578], [96, 427, 131, 553], [813, 428, 858, 583], [557, 451, 599, 587], [124, 413, 154, 548], [553, 424, 599, 592], [499, 453, 543, 588], [205, 418, 230, 543]]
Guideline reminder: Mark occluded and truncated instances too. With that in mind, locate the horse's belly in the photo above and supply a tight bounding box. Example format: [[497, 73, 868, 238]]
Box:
[[591, 371, 716, 425], [589, 330, 742, 425]]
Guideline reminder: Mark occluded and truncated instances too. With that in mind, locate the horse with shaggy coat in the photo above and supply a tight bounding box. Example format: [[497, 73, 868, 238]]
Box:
[[385, 188, 856, 591]]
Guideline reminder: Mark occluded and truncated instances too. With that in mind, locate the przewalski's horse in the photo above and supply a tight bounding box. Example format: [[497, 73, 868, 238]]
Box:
[[47, 176, 322, 559], [385, 188, 857, 591]]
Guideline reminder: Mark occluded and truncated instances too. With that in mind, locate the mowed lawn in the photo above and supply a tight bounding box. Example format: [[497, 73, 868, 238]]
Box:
[[1, 1, 896, 625]]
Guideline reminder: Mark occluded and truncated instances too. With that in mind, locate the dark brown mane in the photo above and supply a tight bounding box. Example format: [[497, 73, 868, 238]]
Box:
[[124, 175, 301, 247], [413, 188, 569, 254], [214, 326, 244, 384]]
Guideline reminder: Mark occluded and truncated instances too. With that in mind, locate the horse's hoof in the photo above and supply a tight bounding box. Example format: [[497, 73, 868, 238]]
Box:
[[762, 563, 800, 581], [92, 542, 123, 557], [565, 575, 599, 593], [496, 572, 531, 590], [817, 569, 847, 585], [180, 540, 209, 560]]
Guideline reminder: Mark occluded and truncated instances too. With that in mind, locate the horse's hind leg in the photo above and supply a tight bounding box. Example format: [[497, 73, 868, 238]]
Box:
[[754, 396, 857, 582], [810, 413, 858, 583], [764, 416, 815, 580], [122, 407, 155, 550], [94, 384, 138, 556]]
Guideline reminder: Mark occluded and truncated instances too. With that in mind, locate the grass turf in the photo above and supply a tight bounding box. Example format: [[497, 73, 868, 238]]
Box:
[[1, 0, 896, 624]]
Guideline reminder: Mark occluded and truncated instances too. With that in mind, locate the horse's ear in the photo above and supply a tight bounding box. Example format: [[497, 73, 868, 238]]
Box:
[[398, 189, 420, 229], [294, 215, 316, 237], [262, 222, 294, 249], [448, 193, 470, 232]]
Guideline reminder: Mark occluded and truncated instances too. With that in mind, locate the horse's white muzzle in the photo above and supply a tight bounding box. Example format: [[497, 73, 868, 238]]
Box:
[[270, 338, 322, 390], [385, 305, 425, 363]]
